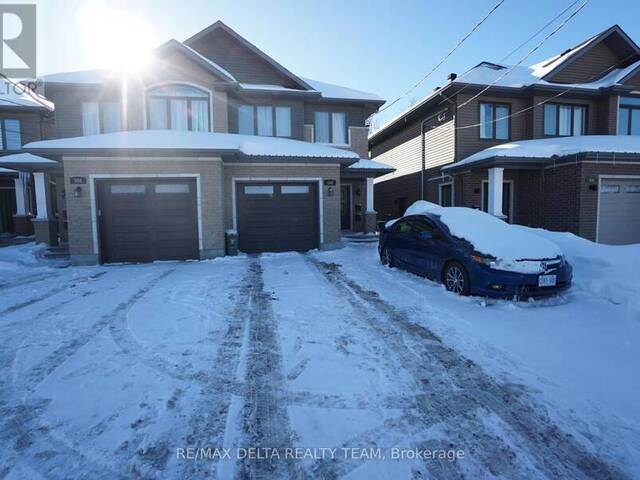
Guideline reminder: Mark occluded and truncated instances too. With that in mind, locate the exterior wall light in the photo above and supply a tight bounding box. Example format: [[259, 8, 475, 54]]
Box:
[[73, 186, 82, 198]]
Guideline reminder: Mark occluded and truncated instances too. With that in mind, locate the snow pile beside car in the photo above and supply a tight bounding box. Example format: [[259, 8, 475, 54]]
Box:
[[520, 227, 640, 312], [396, 201, 563, 273], [0, 242, 48, 272]]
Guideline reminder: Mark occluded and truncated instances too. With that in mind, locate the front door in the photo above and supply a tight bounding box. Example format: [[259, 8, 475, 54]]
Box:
[[340, 185, 351, 230]]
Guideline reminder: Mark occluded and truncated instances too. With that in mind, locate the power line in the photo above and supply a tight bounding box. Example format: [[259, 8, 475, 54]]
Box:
[[453, 51, 639, 132], [373, 0, 507, 116], [498, 0, 582, 63], [455, 0, 589, 112]]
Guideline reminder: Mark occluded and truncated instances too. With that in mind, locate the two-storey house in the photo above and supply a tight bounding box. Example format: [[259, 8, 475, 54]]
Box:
[[24, 21, 390, 264], [369, 25, 640, 245]]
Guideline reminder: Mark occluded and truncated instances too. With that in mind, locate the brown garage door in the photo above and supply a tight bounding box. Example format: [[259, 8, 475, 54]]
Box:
[[237, 182, 319, 253], [97, 179, 198, 263]]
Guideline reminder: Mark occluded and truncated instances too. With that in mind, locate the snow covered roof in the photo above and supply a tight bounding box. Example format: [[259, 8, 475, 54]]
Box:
[[25, 130, 359, 160], [238, 83, 314, 95], [0, 153, 60, 171], [347, 158, 394, 171], [0, 82, 53, 110], [443, 135, 640, 171], [0, 167, 17, 175], [302, 77, 383, 102], [39, 69, 120, 85]]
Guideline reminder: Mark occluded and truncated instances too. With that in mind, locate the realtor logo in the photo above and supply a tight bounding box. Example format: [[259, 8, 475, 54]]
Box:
[[0, 4, 36, 77]]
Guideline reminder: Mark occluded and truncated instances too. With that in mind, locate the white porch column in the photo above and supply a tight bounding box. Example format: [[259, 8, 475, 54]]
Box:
[[366, 177, 375, 213], [13, 177, 26, 215], [33, 172, 48, 220], [487, 167, 505, 218]]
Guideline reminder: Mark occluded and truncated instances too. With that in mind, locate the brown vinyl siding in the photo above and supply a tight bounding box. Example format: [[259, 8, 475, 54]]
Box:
[[545, 41, 621, 84], [622, 68, 640, 87], [188, 29, 298, 87], [374, 171, 422, 220], [455, 93, 528, 161], [0, 110, 53, 145]]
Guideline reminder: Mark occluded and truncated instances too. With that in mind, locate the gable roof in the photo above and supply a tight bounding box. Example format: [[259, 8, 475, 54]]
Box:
[[184, 20, 313, 90], [535, 24, 640, 81], [154, 39, 237, 82]]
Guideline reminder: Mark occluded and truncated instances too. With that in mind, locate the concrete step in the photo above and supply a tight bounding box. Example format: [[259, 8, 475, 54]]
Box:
[[342, 233, 379, 244]]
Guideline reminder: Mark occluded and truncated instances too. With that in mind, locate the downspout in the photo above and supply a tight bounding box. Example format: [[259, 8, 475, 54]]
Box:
[[420, 120, 426, 200]]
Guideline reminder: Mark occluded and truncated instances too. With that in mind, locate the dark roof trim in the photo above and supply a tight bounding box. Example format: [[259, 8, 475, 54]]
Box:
[[184, 21, 313, 91], [541, 25, 640, 81], [154, 39, 237, 83], [344, 167, 395, 177]]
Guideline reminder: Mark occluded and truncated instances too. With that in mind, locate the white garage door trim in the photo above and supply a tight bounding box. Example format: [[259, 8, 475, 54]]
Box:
[[596, 174, 640, 243], [232, 177, 324, 243], [89, 173, 203, 255]]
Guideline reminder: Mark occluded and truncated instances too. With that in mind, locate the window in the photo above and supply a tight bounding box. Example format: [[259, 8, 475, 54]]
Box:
[[155, 184, 190, 194], [146, 85, 210, 132], [479, 103, 509, 140], [600, 184, 620, 193], [543, 103, 586, 136], [618, 97, 640, 135], [110, 184, 145, 194], [281, 185, 309, 194], [314, 111, 347, 144], [244, 185, 274, 196], [82, 101, 122, 136], [625, 185, 640, 193], [237, 105, 291, 137], [0, 119, 22, 150]]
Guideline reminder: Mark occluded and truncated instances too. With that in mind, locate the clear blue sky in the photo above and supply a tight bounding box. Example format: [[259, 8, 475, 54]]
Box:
[[37, 0, 640, 124]]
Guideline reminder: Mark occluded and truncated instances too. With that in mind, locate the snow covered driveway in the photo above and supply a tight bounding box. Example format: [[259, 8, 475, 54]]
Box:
[[1, 243, 638, 479]]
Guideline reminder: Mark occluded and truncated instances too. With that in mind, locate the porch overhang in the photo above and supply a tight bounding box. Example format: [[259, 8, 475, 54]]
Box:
[[0, 153, 61, 173]]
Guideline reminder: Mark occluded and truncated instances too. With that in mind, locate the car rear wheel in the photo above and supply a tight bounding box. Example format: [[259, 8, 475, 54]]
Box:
[[444, 261, 470, 295], [381, 247, 395, 267]]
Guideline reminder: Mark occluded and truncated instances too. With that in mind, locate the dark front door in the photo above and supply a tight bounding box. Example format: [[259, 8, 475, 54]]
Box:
[[97, 179, 198, 263], [0, 186, 16, 233], [237, 182, 319, 254], [340, 185, 351, 230]]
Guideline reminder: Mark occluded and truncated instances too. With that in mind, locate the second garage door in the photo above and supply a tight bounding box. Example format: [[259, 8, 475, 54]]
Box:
[[97, 179, 199, 263], [598, 177, 640, 245], [237, 182, 319, 253]]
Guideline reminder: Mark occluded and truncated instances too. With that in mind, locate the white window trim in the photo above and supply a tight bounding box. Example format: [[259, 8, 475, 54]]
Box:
[[89, 173, 203, 256], [481, 179, 514, 223], [142, 81, 214, 132], [595, 174, 640, 243], [231, 176, 324, 244], [438, 181, 454, 207]]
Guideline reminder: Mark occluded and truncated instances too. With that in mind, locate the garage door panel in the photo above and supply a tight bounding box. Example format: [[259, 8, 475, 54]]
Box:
[[237, 182, 318, 254], [598, 178, 640, 245], [98, 179, 198, 263]]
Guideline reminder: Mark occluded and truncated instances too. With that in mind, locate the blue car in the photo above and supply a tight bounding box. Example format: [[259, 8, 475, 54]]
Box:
[[378, 213, 572, 299]]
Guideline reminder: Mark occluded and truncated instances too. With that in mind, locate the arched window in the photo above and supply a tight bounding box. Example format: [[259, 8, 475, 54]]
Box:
[[146, 84, 210, 132]]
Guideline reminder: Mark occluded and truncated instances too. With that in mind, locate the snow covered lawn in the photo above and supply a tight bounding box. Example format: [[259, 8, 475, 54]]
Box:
[[0, 239, 638, 479]]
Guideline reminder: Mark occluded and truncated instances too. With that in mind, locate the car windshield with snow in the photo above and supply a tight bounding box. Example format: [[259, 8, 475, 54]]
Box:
[[379, 201, 573, 298]]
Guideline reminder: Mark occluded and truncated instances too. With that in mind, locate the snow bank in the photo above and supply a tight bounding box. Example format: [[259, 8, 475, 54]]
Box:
[[518, 227, 640, 311], [398, 201, 563, 270], [0, 242, 48, 272]]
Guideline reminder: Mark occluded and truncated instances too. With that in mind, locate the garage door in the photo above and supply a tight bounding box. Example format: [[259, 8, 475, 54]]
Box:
[[237, 182, 319, 253], [598, 178, 640, 245], [97, 179, 198, 263]]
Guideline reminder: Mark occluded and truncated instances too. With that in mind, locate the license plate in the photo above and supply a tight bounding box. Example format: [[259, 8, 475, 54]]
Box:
[[538, 274, 557, 287]]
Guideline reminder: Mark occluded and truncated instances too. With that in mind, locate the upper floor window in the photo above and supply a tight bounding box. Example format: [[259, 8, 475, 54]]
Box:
[[238, 105, 291, 137], [0, 119, 21, 150], [146, 85, 210, 132], [82, 101, 122, 136], [618, 96, 640, 135], [314, 111, 347, 144], [543, 103, 586, 136], [479, 102, 509, 140]]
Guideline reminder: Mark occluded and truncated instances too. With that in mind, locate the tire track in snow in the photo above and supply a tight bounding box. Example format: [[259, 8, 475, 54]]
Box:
[[0, 271, 57, 291], [235, 256, 303, 480], [307, 256, 627, 480], [0, 271, 108, 317]]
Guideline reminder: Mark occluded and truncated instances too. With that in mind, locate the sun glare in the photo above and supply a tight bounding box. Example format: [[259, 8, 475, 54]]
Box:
[[76, 1, 159, 72]]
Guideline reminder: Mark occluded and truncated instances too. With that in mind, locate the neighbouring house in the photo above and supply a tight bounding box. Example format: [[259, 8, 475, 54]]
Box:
[[17, 20, 391, 264], [0, 84, 55, 239], [369, 24, 640, 245]]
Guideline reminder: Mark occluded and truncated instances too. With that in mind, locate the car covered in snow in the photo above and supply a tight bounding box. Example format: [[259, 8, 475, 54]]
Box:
[[379, 201, 572, 298]]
